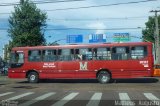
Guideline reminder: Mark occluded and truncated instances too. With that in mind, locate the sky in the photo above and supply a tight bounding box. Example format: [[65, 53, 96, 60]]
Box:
[[0, 0, 160, 57]]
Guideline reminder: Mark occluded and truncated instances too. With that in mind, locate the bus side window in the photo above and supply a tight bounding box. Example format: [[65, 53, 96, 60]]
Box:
[[70, 49, 74, 60], [112, 47, 129, 60], [80, 48, 92, 60], [131, 46, 147, 59], [58, 50, 62, 61], [75, 49, 81, 60], [92, 48, 97, 60], [28, 50, 41, 62], [96, 48, 111, 60], [106, 48, 111, 60], [86, 48, 92, 60], [58, 49, 73, 61], [76, 48, 92, 61], [42, 50, 57, 62]]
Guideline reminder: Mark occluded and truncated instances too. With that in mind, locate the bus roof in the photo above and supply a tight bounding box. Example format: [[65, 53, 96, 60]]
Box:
[[12, 42, 152, 51]]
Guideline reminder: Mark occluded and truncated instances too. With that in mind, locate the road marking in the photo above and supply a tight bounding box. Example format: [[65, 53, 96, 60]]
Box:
[[119, 93, 135, 106], [6, 92, 34, 100], [119, 93, 131, 100], [86, 92, 102, 106], [19, 92, 56, 106], [51, 92, 79, 106], [0, 92, 14, 97], [143, 93, 159, 100]]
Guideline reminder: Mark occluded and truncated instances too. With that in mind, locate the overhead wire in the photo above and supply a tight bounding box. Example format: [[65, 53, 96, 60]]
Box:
[[0, 15, 149, 22], [47, 16, 149, 21], [0, 0, 156, 31], [0, 0, 158, 14], [0, 27, 145, 31], [0, 0, 85, 6], [46, 0, 159, 11]]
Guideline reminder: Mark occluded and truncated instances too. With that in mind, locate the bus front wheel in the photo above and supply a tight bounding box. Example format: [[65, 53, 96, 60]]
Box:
[[28, 72, 39, 83], [97, 71, 111, 84]]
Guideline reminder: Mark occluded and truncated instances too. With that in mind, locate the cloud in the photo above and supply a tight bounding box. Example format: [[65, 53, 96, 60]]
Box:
[[86, 22, 107, 34]]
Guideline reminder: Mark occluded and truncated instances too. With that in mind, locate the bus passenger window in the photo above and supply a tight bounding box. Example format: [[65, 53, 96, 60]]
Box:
[[79, 48, 92, 60], [75, 49, 82, 60], [75, 48, 93, 61], [96, 48, 111, 60], [28, 50, 41, 62], [58, 49, 73, 61], [92, 48, 97, 60], [86, 48, 92, 60], [131, 46, 147, 59], [42, 50, 57, 61], [112, 47, 129, 60], [80, 49, 88, 60]]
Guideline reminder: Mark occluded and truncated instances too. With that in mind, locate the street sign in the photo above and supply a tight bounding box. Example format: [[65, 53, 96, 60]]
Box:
[[89, 34, 106, 43], [113, 33, 130, 42], [66, 35, 83, 43]]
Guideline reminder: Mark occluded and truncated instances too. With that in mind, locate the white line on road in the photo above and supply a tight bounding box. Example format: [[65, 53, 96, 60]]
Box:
[[86, 92, 102, 106], [0, 92, 14, 97], [143, 93, 160, 100], [19, 92, 56, 106], [119, 93, 131, 100], [6, 92, 34, 100], [119, 93, 135, 106], [51, 92, 79, 106]]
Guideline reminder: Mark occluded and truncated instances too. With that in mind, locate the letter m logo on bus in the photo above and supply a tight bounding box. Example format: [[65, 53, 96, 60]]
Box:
[[79, 62, 88, 70]]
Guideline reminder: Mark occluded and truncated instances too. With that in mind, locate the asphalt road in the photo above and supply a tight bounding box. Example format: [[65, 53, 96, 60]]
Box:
[[0, 76, 160, 106]]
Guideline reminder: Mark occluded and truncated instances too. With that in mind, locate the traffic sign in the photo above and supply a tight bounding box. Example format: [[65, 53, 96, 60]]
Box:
[[113, 33, 130, 42], [66, 35, 83, 43], [89, 34, 106, 43]]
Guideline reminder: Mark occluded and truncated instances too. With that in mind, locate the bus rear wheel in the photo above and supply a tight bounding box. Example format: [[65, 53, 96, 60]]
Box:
[[97, 71, 111, 84], [28, 72, 39, 83]]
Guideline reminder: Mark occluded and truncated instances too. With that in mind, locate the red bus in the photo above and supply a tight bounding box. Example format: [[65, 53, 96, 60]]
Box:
[[8, 42, 154, 83]]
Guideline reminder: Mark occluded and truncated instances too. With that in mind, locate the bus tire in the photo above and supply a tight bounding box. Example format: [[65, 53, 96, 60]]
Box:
[[97, 71, 110, 84], [28, 72, 39, 83]]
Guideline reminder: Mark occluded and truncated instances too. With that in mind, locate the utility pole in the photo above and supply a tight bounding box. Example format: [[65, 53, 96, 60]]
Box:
[[150, 10, 160, 64]]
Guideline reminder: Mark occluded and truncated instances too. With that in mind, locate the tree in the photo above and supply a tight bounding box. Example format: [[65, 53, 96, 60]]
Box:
[[142, 15, 160, 42], [8, 0, 47, 47]]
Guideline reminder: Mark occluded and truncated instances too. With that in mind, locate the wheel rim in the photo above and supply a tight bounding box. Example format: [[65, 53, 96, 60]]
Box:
[[30, 75, 36, 81], [100, 74, 109, 83]]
